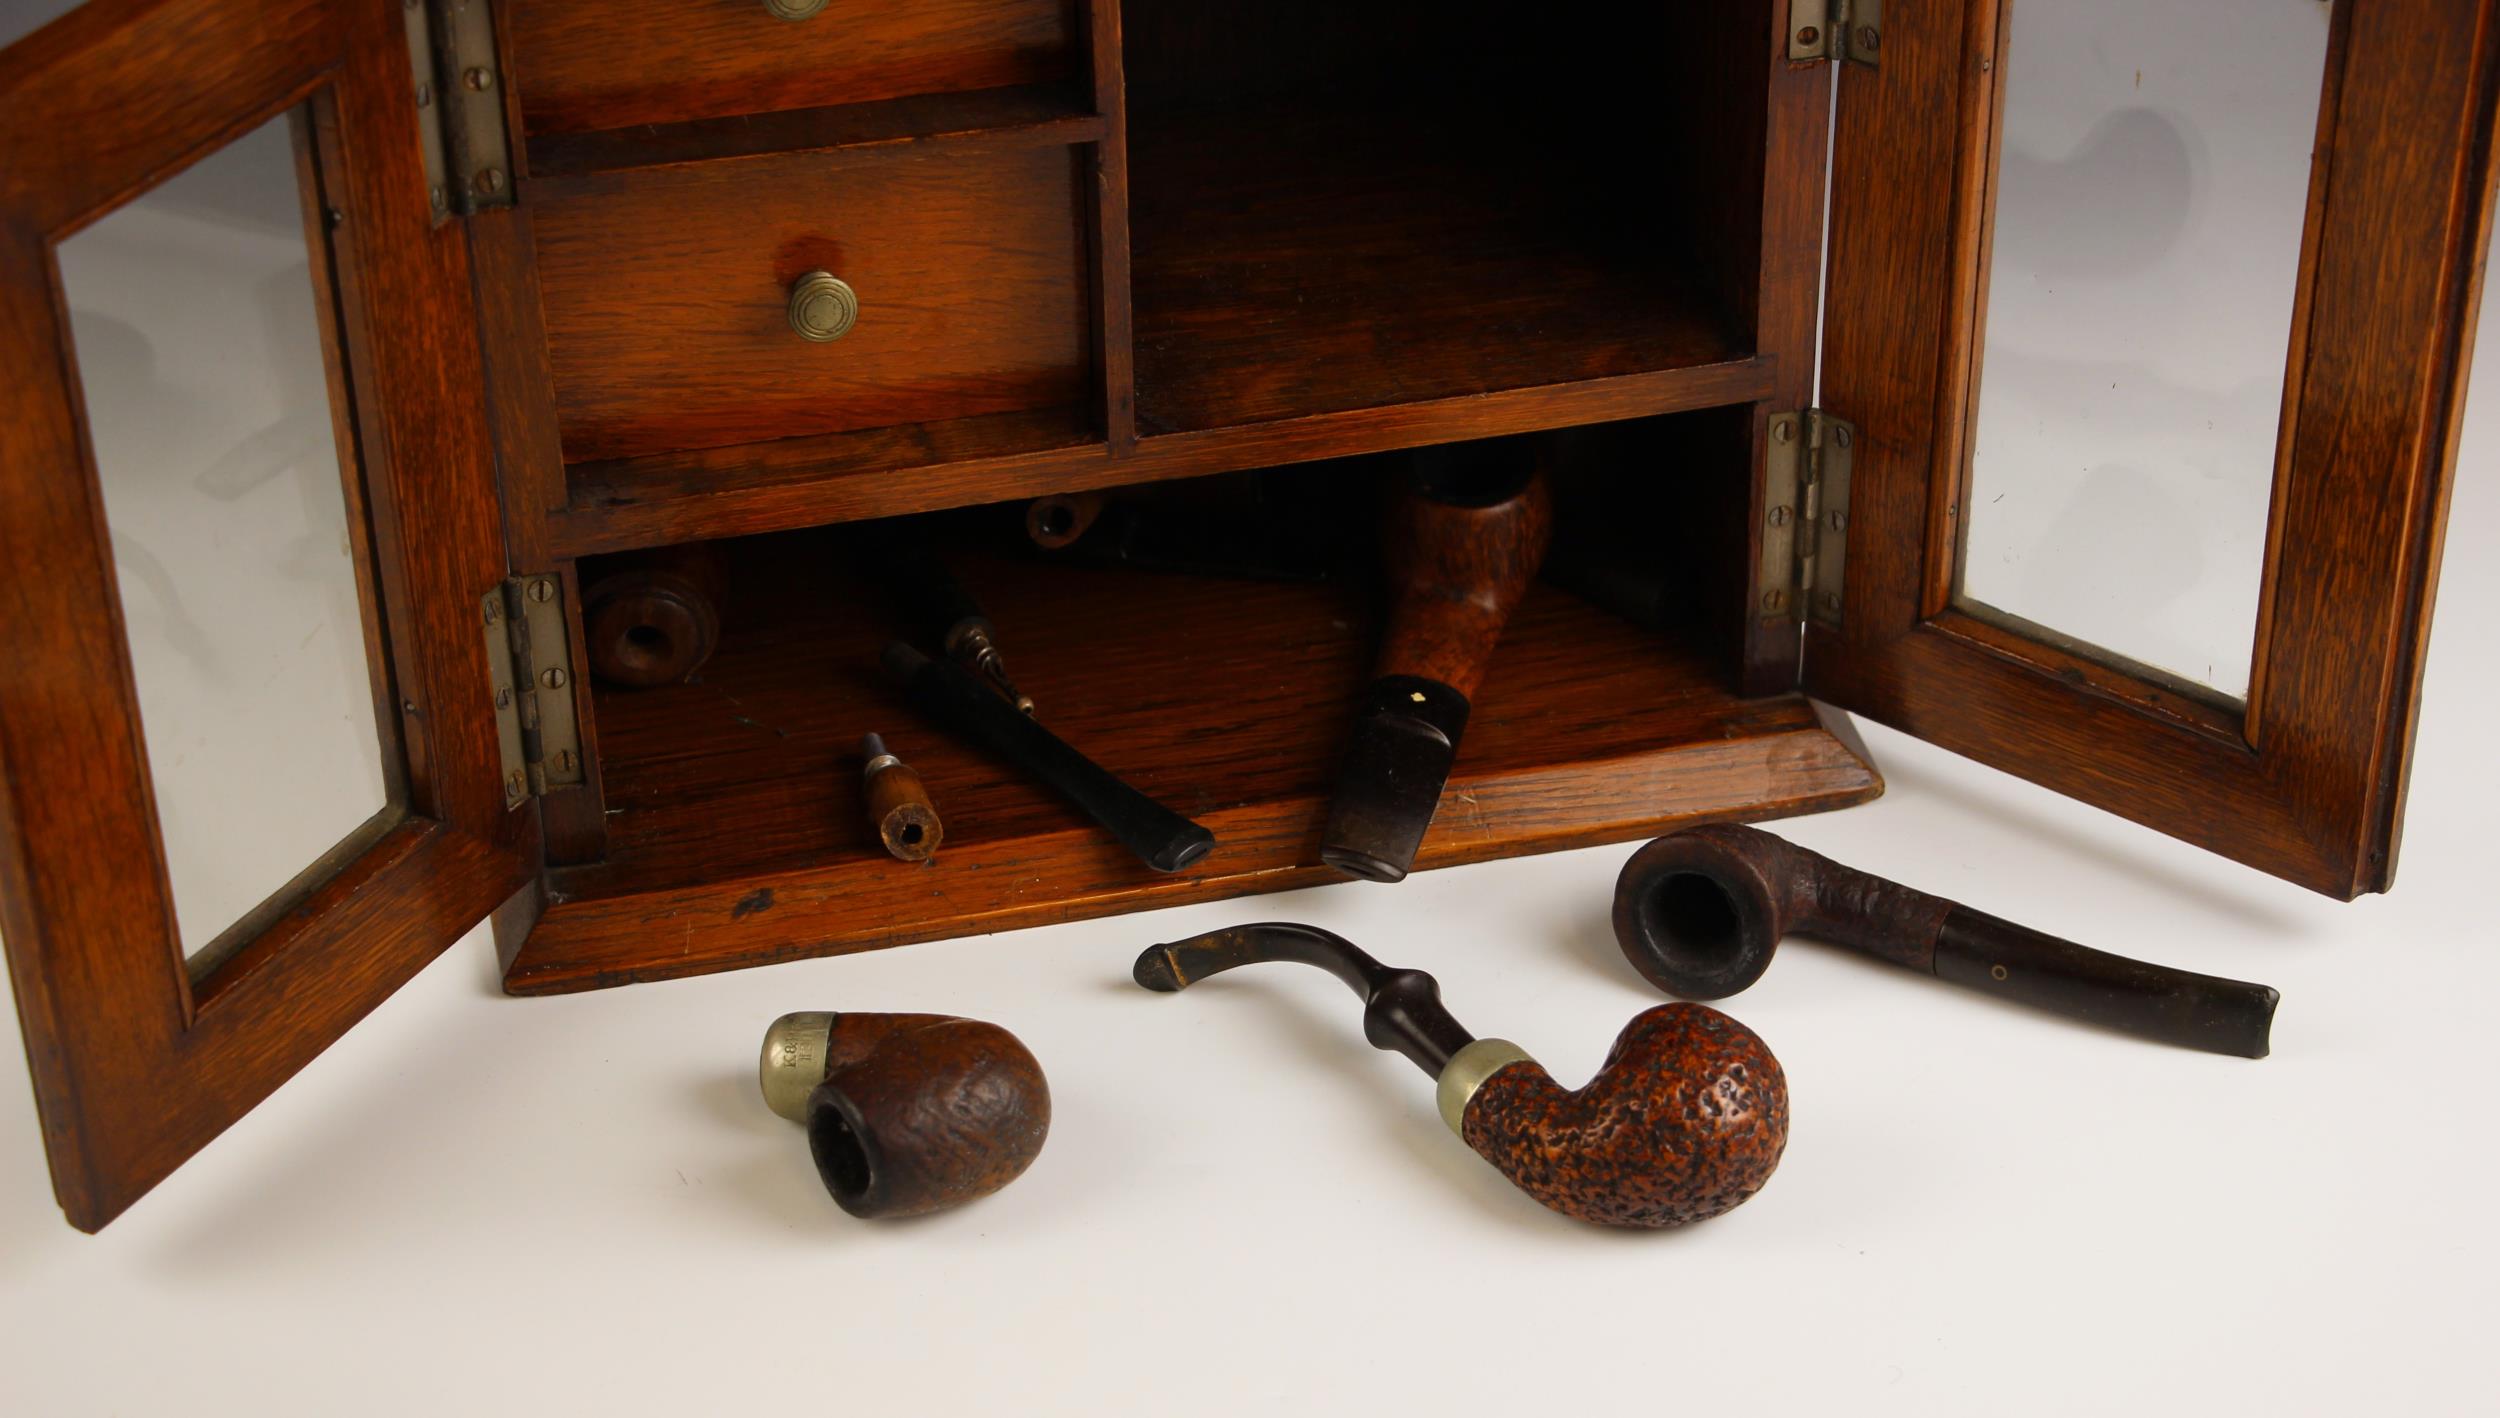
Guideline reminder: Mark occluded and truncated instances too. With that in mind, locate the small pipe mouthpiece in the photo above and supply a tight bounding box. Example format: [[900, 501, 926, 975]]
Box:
[[886, 642, 1214, 873], [859, 731, 942, 862]]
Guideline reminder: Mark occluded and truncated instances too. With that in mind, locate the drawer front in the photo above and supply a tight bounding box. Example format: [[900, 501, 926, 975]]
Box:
[[533, 145, 1094, 465], [506, 0, 1078, 136]]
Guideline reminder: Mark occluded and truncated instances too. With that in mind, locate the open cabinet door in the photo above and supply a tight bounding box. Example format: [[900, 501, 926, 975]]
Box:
[[1809, 0, 2499, 898], [0, 0, 531, 1230]]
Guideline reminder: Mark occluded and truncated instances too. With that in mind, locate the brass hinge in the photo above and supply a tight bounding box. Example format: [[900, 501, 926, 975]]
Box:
[[1759, 410, 1857, 631], [1788, 0, 1882, 67], [483, 576, 585, 808], [404, 0, 515, 223]]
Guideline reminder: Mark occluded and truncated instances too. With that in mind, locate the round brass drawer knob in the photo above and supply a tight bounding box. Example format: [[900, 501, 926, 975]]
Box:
[[761, 0, 829, 20], [787, 270, 858, 343]]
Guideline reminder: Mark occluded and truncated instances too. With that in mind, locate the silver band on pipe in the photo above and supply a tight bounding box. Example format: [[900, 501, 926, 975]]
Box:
[[758, 1012, 837, 1122], [1435, 1038, 1535, 1137]]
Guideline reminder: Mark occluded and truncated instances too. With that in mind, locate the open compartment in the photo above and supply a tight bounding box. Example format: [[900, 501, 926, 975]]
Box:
[[1121, 0, 1774, 435], [504, 414, 1878, 993]]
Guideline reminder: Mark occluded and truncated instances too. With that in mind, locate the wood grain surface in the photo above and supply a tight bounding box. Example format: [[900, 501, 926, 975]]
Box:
[[502, 535, 1879, 993], [1809, 0, 2500, 897], [525, 83, 1104, 183], [533, 142, 1092, 462], [1739, 6, 1834, 695], [0, 0, 529, 1230], [504, 0, 1077, 136], [1128, 100, 1746, 434], [549, 361, 1774, 558]]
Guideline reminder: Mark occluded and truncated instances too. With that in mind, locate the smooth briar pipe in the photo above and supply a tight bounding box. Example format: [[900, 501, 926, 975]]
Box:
[[758, 1012, 1051, 1218], [1319, 441, 1554, 883], [1133, 923, 1787, 1229], [1612, 825, 2281, 1058]]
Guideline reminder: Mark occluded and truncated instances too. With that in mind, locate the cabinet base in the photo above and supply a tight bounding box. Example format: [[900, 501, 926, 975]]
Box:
[[500, 551, 1881, 993]]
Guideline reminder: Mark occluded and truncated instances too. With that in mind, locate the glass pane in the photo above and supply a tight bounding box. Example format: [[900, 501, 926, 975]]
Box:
[[56, 109, 394, 971], [1957, 0, 2334, 701]]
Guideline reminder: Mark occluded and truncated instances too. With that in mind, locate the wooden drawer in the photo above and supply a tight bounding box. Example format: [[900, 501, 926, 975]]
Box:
[[504, 0, 1080, 136], [532, 144, 1095, 466]]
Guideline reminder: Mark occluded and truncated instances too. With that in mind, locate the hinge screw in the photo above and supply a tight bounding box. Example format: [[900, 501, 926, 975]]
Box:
[[527, 578, 556, 603], [541, 668, 569, 690], [463, 66, 495, 92], [1821, 591, 1842, 611], [495, 686, 513, 710], [1772, 417, 1796, 444], [553, 749, 578, 774], [429, 184, 447, 214], [483, 600, 500, 625], [402, 699, 418, 715], [1762, 589, 1787, 612], [507, 769, 528, 799], [1834, 425, 1853, 448], [1858, 26, 1880, 52], [415, 80, 432, 108], [1829, 510, 1848, 531], [1768, 505, 1792, 528], [1796, 25, 1821, 47], [473, 167, 507, 197]]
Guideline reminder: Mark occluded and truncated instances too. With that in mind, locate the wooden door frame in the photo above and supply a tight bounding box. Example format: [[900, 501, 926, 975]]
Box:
[[1810, 0, 2500, 897], [0, 0, 530, 1231]]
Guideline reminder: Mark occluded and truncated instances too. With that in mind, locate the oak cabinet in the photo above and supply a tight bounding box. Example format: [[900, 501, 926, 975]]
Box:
[[0, 0, 2484, 1229]]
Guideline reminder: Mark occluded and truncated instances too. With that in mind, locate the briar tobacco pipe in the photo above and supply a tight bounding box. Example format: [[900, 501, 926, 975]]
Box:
[[1320, 440, 1554, 882], [582, 543, 728, 687], [758, 1011, 1051, 1218], [1613, 825, 2282, 1058], [1134, 923, 1787, 1229]]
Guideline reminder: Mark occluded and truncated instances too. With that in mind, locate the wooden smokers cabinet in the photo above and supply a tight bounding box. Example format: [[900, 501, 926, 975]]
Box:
[[0, 0, 2488, 1230]]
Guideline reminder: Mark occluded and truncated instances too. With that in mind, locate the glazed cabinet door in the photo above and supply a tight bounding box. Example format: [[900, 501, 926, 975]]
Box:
[[0, 0, 529, 1229], [1807, 0, 2498, 897]]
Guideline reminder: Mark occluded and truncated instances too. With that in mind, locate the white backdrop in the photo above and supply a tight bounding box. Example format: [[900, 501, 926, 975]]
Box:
[[3, 325, 2492, 1413]]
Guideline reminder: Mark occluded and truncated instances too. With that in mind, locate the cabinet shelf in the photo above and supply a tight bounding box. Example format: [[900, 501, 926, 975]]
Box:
[[508, 535, 1878, 993], [1129, 100, 1753, 435]]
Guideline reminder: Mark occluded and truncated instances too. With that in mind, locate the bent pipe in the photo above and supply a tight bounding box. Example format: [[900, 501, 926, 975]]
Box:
[[1134, 923, 1787, 1229], [759, 1013, 1051, 1218], [1612, 824, 2281, 1058]]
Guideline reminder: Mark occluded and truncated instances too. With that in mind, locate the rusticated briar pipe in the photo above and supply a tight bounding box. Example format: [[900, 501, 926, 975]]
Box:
[[758, 1012, 1050, 1218], [1133, 923, 1787, 1229], [1320, 440, 1554, 883], [1612, 825, 2281, 1058]]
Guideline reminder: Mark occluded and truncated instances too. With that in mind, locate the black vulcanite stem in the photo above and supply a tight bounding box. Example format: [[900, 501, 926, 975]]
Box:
[[1133, 923, 1477, 1077], [883, 643, 1215, 874], [1932, 908, 2281, 1059]]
